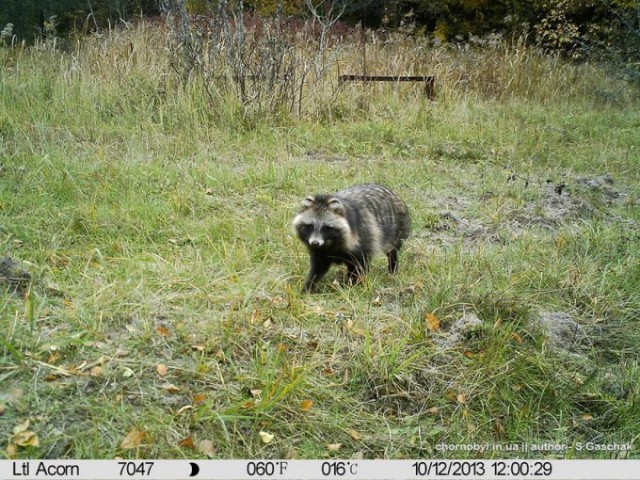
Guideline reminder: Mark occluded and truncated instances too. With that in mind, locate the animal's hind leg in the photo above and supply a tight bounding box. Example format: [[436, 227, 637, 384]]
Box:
[[387, 248, 399, 273], [387, 235, 406, 273]]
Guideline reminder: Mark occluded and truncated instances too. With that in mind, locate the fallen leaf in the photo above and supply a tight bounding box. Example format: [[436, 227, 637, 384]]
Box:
[[176, 405, 192, 415], [348, 428, 362, 441], [426, 312, 441, 332], [581, 414, 594, 421], [121, 367, 135, 378], [299, 399, 313, 411], [156, 326, 170, 336], [6, 443, 17, 458], [13, 419, 30, 434], [512, 332, 524, 344], [47, 352, 61, 364], [327, 443, 342, 451], [12, 430, 39, 447], [445, 391, 458, 402], [191, 345, 205, 352], [263, 318, 272, 328], [120, 428, 147, 449], [197, 439, 217, 457], [193, 393, 207, 404], [161, 383, 181, 393], [250, 389, 262, 398], [156, 364, 169, 377], [259, 431, 274, 444], [427, 406, 439, 414], [90, 366, 103, 377], [457, 393, 466, 404], [179, 436, 195, 449], [0, 404, 5, 416]]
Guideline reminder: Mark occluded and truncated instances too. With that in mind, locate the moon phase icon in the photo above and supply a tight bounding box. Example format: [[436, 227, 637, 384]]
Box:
[[189, 462, 200, 477]]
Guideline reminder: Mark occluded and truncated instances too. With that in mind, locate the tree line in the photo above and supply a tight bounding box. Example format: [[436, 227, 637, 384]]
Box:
[[1, 0, 638, 64]]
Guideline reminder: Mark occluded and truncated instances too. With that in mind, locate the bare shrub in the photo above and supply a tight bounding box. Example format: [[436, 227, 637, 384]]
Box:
[[160, 0, 342, 119]]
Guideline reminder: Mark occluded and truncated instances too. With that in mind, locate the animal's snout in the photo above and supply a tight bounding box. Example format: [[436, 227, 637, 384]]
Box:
[[309, 234, 324, 247]]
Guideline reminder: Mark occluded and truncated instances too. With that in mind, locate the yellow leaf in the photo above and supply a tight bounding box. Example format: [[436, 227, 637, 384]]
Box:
[[13, 419, 30, 434], [299, 399, 313, 411], [457, 393, 466, 404], [7, 442, 18, 458], [348, 428, 362, 441], [327, 443, 342, 451], [512, 332, 524, 344], [156, 364, 169, 377], [427, 406, 439, 414], [12, 430, 39, 447], [120, 428, 147, 449], [90, 366, 103, 377], [581, 414, 594, 421], [259, 431, 274, 444], [426, 312, 441, 332]]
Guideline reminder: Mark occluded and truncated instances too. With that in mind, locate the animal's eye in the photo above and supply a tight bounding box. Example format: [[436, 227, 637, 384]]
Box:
[[300, 224, 313, 232], [321, 226, 334, 233]]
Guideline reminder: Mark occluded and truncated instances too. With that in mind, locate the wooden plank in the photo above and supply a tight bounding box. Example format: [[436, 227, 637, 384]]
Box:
[[338, 75, 435, 99]]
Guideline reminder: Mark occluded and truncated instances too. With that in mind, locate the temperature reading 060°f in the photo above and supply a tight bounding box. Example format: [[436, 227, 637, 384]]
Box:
[[246, 461, 289, 476]]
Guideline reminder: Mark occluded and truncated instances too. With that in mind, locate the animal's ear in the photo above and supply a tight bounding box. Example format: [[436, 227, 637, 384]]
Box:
[[301, 196, 315, 209], [327, 197, 345, 216]]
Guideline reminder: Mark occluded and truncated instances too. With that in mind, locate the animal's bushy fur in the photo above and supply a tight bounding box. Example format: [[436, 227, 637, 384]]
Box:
[[293, 184, 411, 292]]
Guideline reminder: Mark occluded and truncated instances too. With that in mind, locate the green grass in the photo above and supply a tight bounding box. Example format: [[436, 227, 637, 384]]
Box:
[[1, 22, 639, 460]]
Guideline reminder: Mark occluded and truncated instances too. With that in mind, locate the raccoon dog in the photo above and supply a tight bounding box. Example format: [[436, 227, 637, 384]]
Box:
[[293, 184, 411, 292]]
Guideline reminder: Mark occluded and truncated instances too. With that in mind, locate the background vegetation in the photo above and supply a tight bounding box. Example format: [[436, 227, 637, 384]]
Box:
[[1, 1, 639, 460]]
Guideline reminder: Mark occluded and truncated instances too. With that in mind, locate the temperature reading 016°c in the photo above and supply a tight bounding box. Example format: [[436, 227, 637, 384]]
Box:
[[321, 461, 359, 477]]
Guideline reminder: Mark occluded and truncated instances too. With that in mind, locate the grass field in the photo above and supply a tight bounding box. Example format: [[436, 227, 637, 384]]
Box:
[[1, 20, 639, 459]]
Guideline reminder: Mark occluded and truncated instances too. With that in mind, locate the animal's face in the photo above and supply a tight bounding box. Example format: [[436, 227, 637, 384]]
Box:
[[293, 196, 350, 250], [296, 222, 344, 249]]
